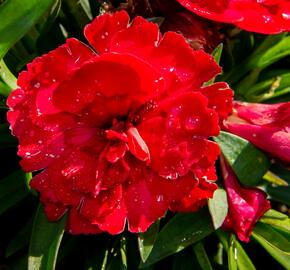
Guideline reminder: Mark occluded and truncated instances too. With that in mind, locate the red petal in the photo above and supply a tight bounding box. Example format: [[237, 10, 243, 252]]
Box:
[[53, 53, 164, 114], [200, 82, 233, 120], [124, 176, 168, 233], [170, 179, 217, 212], [127, 127, 150, 163], [43, 202, 67, 221], [93, 200, 127, 234], [177, 0, 290, 34], [17, 38, 96, 92], [80, 185, 123, 221], [138, 92, 220, 179], [66, 208, 101, 234], [225, 101, 290, 162], [84, 10, 130, 54], [220, 157, 271, 242]]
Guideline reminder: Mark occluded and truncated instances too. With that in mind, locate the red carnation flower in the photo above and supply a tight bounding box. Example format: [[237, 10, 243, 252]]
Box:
[[220, 156, 271, 242], [7, 11, 233, 234], [177, 0, 290, 34], [224, 101, 290, 163]]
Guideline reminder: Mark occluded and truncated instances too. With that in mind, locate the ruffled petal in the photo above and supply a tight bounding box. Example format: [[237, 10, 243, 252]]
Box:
[[66, 208, 101, 234], [84, 10, 130, 54], [53, 53, 164, 114], [138, 92, 220, 179], [199, 82, 233, 120]]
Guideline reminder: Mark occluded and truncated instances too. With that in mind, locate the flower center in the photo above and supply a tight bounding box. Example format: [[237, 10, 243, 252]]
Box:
[[104, 120, 150, 165]]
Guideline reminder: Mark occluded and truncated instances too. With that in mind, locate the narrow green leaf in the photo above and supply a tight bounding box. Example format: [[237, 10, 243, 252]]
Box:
[[0, 59, 17, 90], [253, 223, 290, 254], [217, 230, 256, 270], [0, 0, 56, 59], [260, 209, 290, 234], [235, 241, 256, 270], [193, 241, 213, 270], [244, 72, 290, 102], [212, 43, 223, 65], [222, 34, 290, 85], [120, 237, 127, 269], [0, 170, 30, 215], [214, 131, 270, 186], [205, 43, 223, 86], [228, 235, 238, 270], [208, 189, 228, 230], [266, 185, 290, 206], [138, 220, 160, 262], [6, 219, 32, 257], [252, 225, 290, 269], [0, 79, 12, 96], [28, 205, 66, 270], [140, 208, 214, 267], [263, 171, 289, 187], [79, 0, 93, 20], [172, 249, 199, 270]]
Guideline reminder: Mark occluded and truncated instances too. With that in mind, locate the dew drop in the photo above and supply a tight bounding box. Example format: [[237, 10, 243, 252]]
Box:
[[34, 82, 41, 88]]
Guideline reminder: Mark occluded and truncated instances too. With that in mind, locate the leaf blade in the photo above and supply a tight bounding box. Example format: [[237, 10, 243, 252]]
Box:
[[28, 205, 66, 270]]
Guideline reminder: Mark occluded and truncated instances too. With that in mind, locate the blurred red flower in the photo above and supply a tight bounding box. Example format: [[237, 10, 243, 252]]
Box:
[[125, 0, 223, 52], [224, 101, 290, 163], [7, 11, 233, 234], [220, 156, 271, 242], [161, 11, 223, 52], [177, 0, 290, 34]]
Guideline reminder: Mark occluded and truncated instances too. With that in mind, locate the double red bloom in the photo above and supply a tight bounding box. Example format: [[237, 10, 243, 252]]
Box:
[[177, 0, 290, 34], [7, 11, 233, 234]]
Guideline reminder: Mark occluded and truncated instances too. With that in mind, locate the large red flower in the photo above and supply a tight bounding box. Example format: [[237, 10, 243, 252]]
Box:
[[177, 0, 290, 34], [7, 11, 233, 234], [220, 156, 271, 242], [224, 101, 290, 163]]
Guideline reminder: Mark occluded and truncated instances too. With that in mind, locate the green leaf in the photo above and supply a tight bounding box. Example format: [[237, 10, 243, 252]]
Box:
[[193, 241, 213, 270], [172, 249, 199, 270], [205, 43, 223, 86], [266, 185, 290, 206], [260, 209, 290, 234], [0, 0, 56, 59], [214, 131, 270, 186], [6, 219, 32, 257], [235, 241, 256, 270], [0, 59, 17, 90], [138, 221, 160, 262], [0, 170, 30, 215], [28, 205, 66, 270], [120, 237, 127, 270], [253, 223, 290, 254], [222, 34, 290, 85], [228, 235, 238, 270], [212, 43, 223, 65], [208, 189, 228, 230], [0, 80, 11, 96], [252, 223, 290, 269], [243, 72, 290, 102], [140, 208, 214, 267], [263, 171, 289, 187], [216, 230, 256, 270], [0, 123, 17, 148]]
